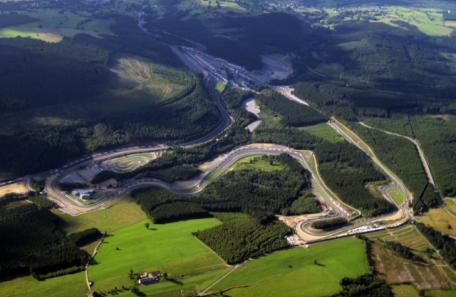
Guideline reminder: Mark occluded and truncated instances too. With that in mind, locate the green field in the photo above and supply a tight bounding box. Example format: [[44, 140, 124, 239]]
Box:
[[303, 123, 344, 143], [445, 199, 456, 215], [383, 7, 453, 37], [388, 187, 405, 205], [89, 218, 228, 295], [418, 208, 456, 237], [56, 198, 147, 234], [393, 285, 420, 297], [113, 56, 195, 104], [1, 9, 114, 41], [213, 237, 369, 297], [229, 155, 289, 172], [0, 273, 86, 297]]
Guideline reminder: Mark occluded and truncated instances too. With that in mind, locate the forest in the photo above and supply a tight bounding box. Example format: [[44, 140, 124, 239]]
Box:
[[131, 188, 210, 223], [256, 90, 327, 127], [254, 100, 395, 217], [0, 203, 88, 280], [196, 154, 312, 222], [91, 86, 254, 185], [351, 124, 439, 212], [363, 115, 456, 199], [330, 275, 394, 297], [315, 142, 395, 217], [0, 16, 221, 181], [311, 217, 349, 231], [195, 214, 290, 264]]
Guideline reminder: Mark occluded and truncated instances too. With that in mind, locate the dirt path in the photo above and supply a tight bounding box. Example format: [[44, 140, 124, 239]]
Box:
[[85, 239, 104, 297], [198, 264, 241, 296]]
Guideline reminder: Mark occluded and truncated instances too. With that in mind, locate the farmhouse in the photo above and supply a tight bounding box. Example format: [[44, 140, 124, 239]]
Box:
[[137, 271, 162, 285]]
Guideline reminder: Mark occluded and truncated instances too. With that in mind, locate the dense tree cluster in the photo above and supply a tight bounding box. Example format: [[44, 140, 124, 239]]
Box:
[[253, 91, 394, 217], [197, 154, 312, 222], [0, 13, 36, 28], [257, 90, 327, 127], [150, 202, 210, 224], [219, 87, 252, 109], [0, 20, 222, 181], [416, 222, 456, 268], [352, 124, 439, 213], [311, 217, 348, 230], [195, 215, 290, 264], [254, 127, 323, 150], [91, 86, 254, 185], [315, 142, 396, 216], [384, 241, 425, 263], [0, 204, 88, 280], [283, 192, 322, 215], [330, 275, 394, 297], [68, 228, 103, 247], [131, 188, 210, 223]]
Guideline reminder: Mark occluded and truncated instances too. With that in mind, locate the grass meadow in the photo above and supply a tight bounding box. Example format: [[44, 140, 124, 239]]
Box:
[[213, 237, 369, 297], [89, 218, 228, 295], [418, 208, 456, 237], [56, 198, 147, 234], [302, 123, 344, 143], [0, 272, 86, 297]]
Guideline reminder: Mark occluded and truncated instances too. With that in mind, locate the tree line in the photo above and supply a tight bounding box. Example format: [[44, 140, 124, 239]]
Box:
[[0, 203, 89, 280], [195, 215, 290, 264]]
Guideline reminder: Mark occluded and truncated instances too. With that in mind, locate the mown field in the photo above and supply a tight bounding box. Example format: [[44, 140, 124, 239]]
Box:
[[89, 218, 228, 296], [302, 123, 344, 144], [0, 272, 86, 297], [56, 198, 147, 234], [0, 8, 114, 42], [213, 237, 369, 297], [446, 199, 456, 215], [112, 56, 195, 104], [418, 208, 456, 237]]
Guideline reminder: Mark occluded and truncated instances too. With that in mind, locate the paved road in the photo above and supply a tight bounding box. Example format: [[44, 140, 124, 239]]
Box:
[[328, 118, 412, 209], [43, 78, 233, 215], [47, 143, 354, 217]]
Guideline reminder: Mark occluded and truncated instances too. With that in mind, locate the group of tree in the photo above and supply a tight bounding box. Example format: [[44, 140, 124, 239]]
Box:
[[195, 214, 290, 264], [351, 124, 439, 213], [253, 91, 395, 217], [415, 222, 456, 268], [196, 154, 312, 222], [311, 217, 348, 231], [68, 228, 103, 247], [256, 90, 327, 127], [329, 274, 394, 297], [314, 142, 396, 217], [0, 19, 223, 181], [91, 86, 255, 185], [384, 241, 425, 263], [0, 203, 89, 280], [131, 188, 210, 224]]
